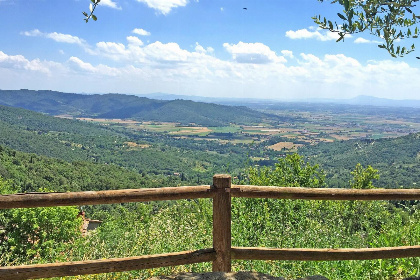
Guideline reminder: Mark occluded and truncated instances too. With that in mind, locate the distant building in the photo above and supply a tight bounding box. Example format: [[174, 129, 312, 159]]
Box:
[[78, 211, 102, 237]]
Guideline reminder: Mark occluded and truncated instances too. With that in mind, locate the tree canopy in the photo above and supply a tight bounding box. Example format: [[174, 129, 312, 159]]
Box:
[[315, 0, 420, 57]]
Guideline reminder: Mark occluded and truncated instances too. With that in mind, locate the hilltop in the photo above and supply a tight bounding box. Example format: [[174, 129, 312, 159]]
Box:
[[0, 89, 278, 127]]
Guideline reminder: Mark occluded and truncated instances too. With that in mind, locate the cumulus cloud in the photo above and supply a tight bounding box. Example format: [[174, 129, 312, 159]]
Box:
[[195, 42, 214, 54], [285, 27, 348, 41], [281, 50, 294, 59], [223, 42, 286, 64], [143, 41, 190, 62], [21, 29, 87, 46], [135, 0, 191, 15], [100, 0, 122, 9], [132, 28, 151, 36], [0, 51, 50, 73], [354, 37, 382, 44], [3, 31, 420, 101], [93, 41, 130, 60], [127, 36, 144, 47], [68, 56, 120, 76]]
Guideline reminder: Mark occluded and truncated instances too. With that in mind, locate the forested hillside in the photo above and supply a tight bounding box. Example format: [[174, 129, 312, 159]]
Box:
[[0, 104, 419, 188], [300, 133, 420, 188], [0, 145, 169, 193], [1, 100, 420, 279], [0, 105, 276, 184], [0, 90, 277, 126]]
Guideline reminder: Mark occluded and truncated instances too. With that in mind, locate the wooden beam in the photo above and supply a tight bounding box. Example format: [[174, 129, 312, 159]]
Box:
[[231, 246, 420, 261], [212, 174, 232, 272], [232, 185, 420, 201], [0, 249, 216, 280], [0, 186, 213, 209]]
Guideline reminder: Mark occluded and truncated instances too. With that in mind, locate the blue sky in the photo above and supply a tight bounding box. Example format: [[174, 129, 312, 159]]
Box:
[[0, 0, 419, 100]]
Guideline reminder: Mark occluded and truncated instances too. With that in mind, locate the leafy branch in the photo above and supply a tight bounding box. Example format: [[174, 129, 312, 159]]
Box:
[[314, 0, 420, 57], [83, 0, 101, 23]]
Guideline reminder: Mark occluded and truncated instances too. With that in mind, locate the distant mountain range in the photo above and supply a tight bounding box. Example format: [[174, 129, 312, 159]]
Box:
[[138, 93, 420, 109], [0, 89, 278, 126], [301, 95, 420, 108]]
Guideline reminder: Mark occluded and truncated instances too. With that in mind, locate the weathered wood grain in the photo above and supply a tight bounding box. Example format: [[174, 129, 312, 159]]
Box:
[[232, 185, 420, 201], [0, 186, 213, 209], [212, 175, 232, 272], [231, 246, 420, 261], [0, 249, 216, 280]]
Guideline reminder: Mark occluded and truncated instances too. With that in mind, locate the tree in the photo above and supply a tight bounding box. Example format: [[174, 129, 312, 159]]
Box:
[[248, 153, 326, 188], [0, 179, 82, 265], [349, 163, 380, 189], [314, 0, 420, 57]]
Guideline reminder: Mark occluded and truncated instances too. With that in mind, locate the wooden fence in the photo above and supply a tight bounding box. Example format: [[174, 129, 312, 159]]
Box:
[[1, 174, 420, 279]]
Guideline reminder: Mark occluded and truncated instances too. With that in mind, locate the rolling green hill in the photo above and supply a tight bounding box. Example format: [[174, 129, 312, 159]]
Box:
[[0, 89, 276, 126], [299, 133, 420, 188], [0, 105, 258, 184]]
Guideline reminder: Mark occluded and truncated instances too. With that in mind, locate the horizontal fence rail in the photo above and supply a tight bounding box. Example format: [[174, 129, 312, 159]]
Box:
[[232, 185, 420, 200], [2, 185, 420, 210], [0, 185, 213, 209], [0, 249, 216, 280], [1, 174, 420, 279], [231, 246, 420, 261]]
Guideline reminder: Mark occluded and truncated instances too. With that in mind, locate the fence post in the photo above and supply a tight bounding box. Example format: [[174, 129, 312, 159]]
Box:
[[212, 174, 232, 272]]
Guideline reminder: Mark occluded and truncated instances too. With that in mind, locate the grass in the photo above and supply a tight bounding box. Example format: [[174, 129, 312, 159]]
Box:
[[28, 198, 420, 280]]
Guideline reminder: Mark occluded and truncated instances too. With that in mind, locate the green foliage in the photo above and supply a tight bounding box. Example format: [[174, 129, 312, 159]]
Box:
[[248, 153, 326, 187], [83, 0, 100, 22], [299, 133, 420, 188], [350, 163, 380, 189], [315, 0, 420, 57], [0, 181, 82, 265], [231, 157, 420, 279]]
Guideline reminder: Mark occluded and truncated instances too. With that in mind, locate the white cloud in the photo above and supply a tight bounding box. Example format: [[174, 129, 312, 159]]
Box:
[[68, 57, 96, 72], [281, 50, 294, 59], [94, 41, 130, 60], [3, 32, 420, 101], [127, 36, 144, 46], [68, 57, 120, 76], [132, 28, 151, 36], [100, 0, 122, 10], [223, 42, 286, 64], [46, 32, 85, 45], [354, 37, 382, 44], [195, 42, 214, 54], [21, 29, 43, 37], [285, 27, 347, 41], [135, 0, 190, 15], [143, 41, 190, 62], [0, 51, 50, 74], [21, 29, 86, 46]]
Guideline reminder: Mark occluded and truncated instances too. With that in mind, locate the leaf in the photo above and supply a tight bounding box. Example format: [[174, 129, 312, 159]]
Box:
[[337, 13, 347, 20], [378, 44, 386, 49], [343, 0, 350, 11], [92, 14, 97, 21], [89, 3, 93, 12], [82, 12, 88, 17]]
